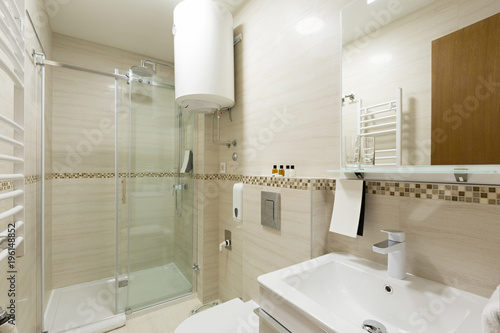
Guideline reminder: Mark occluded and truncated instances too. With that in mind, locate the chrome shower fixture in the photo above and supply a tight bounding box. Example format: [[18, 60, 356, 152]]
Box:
[[129, 59, 174, 78], [129, 65, 155, 77]]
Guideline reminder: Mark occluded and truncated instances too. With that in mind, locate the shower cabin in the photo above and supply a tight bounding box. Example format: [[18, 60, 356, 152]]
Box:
[[36, 54, 197, 332]]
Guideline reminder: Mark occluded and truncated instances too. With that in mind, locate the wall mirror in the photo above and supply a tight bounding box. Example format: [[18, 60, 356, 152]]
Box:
[[340, 0, 500, 171]]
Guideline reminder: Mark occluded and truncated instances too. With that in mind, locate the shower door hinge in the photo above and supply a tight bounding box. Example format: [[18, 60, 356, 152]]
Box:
[[192, 263, 199, 272], [125, 307, 132, 315]]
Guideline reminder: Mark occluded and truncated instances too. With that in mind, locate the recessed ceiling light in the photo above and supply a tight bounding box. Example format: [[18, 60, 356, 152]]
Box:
[[367, 0, 377, 4]]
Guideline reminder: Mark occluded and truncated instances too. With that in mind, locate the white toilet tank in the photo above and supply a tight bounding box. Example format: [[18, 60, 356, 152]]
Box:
[[173, 0, 235, 114]]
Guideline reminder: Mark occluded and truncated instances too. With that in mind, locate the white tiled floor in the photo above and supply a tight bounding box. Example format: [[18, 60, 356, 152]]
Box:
[[109, 298, 202, 333]]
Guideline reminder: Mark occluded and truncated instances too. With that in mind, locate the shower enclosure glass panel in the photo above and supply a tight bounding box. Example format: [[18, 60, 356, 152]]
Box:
[[43, 67, 122, 333], [116, 74, 194, 312], [41, 60, 196, 332]]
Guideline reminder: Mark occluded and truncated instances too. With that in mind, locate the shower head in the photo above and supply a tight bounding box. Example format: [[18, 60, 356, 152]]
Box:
[[129, 65, 156, 78]]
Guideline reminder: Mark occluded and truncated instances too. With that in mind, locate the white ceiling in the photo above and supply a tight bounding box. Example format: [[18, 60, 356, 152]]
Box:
[[45, 0, 246, 62]]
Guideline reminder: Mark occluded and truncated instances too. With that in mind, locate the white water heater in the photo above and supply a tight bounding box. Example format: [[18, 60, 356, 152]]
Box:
[[173, 0, 235, 113]]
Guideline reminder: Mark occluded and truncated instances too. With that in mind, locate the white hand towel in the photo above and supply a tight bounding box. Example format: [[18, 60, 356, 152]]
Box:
[[482, 285, 500, 333], [329, 179, 364, 238]]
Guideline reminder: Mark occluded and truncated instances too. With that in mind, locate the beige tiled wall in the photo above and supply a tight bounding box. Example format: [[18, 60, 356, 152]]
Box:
[[226, 0, 500, 177], [213, 0, 500, 311], [311, 189, 333, 258], [242, 185, 312, 302], [218, 178, 499, 305], [201, 179, 220, 302], [220, 0, 349, 178], [51, 178, 115, 287], [326, 192, 500, 297], [214, 0, 352, 306]]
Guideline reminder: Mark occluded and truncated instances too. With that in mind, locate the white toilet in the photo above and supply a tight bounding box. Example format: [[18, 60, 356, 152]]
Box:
[[175, 298, 259, 333]]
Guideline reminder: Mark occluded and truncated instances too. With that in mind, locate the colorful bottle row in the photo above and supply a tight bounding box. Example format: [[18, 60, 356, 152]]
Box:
[[271, 165, 296, 177]]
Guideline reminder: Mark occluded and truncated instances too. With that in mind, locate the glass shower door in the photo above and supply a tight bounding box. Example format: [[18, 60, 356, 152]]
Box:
[[116, 74, 194, 312]]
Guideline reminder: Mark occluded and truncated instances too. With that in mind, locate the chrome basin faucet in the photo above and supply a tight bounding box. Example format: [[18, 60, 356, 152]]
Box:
[[373, 230, 406, 280]]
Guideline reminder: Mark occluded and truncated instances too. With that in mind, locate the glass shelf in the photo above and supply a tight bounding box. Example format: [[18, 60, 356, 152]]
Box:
[[327, 167, 500, 174], [327, 166, 500, 184]]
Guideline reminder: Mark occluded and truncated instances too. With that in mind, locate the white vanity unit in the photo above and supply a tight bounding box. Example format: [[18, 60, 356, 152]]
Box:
[[256, 253, 488, 333]]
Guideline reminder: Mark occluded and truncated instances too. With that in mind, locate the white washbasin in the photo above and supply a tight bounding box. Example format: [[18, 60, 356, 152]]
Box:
[[258, 253, 488, 333]]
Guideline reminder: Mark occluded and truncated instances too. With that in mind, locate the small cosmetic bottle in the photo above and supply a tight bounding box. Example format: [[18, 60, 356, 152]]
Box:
[[290, 165, 296, 177], [272, 165, 278, 175], [278, 165, 285, 176]]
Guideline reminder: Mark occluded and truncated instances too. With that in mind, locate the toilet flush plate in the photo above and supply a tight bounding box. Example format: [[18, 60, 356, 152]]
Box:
[[261, 191, 280, 231]]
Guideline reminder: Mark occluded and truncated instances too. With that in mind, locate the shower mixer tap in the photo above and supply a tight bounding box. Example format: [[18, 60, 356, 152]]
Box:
[[172, 183, 187, 196]]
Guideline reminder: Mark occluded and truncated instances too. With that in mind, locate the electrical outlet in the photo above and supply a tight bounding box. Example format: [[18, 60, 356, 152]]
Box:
[[220, 162, 226, 174]]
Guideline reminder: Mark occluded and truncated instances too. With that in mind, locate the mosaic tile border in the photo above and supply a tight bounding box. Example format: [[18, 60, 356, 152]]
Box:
[[2, 176, 41, 188], [312, 179, 336, 191], [217, 175, 500, 206], [220, 174, 244, 181], [52, 172, 115, 179], [44, 173, 500, 206], [201, 174, 220, 181], [25, 175, 40, 185], [195, 174, 243, 181], [205, 175, 336, 191], [49, 172, 193, 179], [243, 176, 315, 190], [366, 181, 500, 206], [1, 181, 14, 191]]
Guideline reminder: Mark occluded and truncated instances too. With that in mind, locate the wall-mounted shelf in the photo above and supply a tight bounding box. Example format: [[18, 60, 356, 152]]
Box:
[[328, 168, 499, 175], [327, 166, 500, 185]]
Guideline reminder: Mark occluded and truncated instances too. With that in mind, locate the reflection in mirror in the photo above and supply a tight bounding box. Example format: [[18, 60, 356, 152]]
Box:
[[341, 0, 500, 168]]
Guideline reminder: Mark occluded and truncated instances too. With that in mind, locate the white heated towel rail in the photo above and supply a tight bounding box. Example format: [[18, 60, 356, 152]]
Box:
[[0, 0, 25, 261], [357, 88, 402, 166]]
